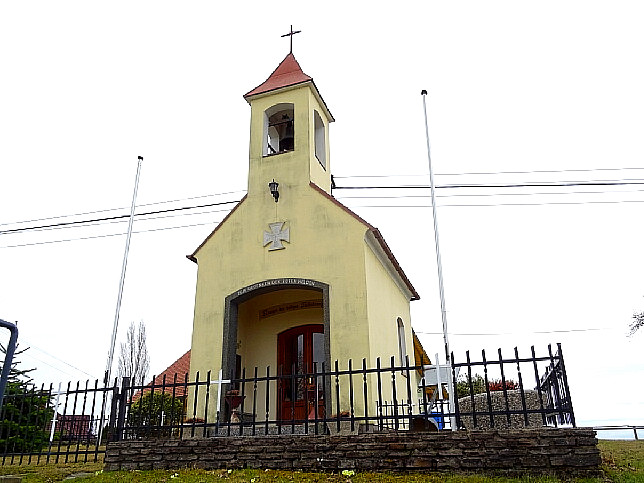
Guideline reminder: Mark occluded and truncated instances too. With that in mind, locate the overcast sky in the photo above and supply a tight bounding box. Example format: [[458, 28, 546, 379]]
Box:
[[1, 1, 643, 432]]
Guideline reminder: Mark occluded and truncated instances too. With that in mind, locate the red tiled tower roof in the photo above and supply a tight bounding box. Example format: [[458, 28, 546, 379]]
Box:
[[244, 53, 312, 99]]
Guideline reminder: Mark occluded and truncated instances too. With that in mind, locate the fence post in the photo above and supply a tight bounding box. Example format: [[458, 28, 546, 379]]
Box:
[[113, 377, 130, 442], [451, 351, 460, 430], [556, 343, 575, 427], [546, 345, 564, 426], [108, 387, 119, 442]]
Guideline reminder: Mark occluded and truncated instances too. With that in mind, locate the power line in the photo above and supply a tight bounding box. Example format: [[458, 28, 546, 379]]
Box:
[[348, 199, 644, 208], [3, 167, 642, 229], [5, 180, 643, 236], [0, 200, 241, 235], [336, 187, 644, 200], [415, 327, 611, 336], [332, 166, 644, 179], [2, 174, 643, 243], [21, 352, 84, 381], [4, 196, 641, 248], [19, 336, 98, 379], [21, 349, 97, 381], [0, 189, 246, 228], [13, 206, 235, 236], [334, 180, 644, 190], [0, 220, 221, 249], [4, 194, 644, 248]]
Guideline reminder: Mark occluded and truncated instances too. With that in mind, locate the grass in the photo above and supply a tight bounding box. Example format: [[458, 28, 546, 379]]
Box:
[[0, 440, 641, 482], [598, 440, 644, 483]]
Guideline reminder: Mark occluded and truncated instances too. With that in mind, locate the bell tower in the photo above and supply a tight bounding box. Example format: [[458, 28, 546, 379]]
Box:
[[243, 52, 335, 201]]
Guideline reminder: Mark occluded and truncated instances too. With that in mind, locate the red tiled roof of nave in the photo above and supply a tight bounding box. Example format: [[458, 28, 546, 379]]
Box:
[[132, 350, 191, 401], [149, 349, 191, 386], [244, 53, 312, 99]]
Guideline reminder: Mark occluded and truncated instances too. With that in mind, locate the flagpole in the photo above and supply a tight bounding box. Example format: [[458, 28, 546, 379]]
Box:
[[104, 156, 143, 386], [97, 156, 142, 446], [420, 91, 456, 429]]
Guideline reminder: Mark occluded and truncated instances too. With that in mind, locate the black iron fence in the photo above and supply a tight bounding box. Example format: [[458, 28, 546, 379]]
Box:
[[0, 343, 574, 465], [0, 380, 112, 465], [452, 343, 575, 430]]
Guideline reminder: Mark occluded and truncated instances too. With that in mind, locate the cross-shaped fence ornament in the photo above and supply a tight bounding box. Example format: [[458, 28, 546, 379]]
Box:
[[212, 370, 231, 416], [263, 222, 290, 251], [281, 25, 301, 53]]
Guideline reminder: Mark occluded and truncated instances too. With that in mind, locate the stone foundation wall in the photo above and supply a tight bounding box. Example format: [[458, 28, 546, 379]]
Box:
[[105, 427, 600, 476]]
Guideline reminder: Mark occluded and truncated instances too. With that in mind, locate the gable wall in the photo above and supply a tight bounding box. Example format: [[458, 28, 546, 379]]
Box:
[[189, 185, 374, 383], [363, 239, 418, 405]]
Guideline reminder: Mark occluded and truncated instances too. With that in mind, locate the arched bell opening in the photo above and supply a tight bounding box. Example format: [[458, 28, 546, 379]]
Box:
[[263, 103, 295, 156], [314, 110, 326, 169]]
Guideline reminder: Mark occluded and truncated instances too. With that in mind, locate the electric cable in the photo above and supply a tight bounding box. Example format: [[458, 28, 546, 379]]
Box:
[[4, 180, 643, 236], [9, 206, 236, 236], [0, 189, 246, 227], [21, 351, 97, 381], [336, 187, 644, 200], [348, 199, 644, 208], [2, 170, 643, 246], [0, 220, 222, 249], [0, 200, 241, 235], [19, 336, 99, 379], [333, 180, 644, 190], [415, 327, 612, 336], [2, 166, 642, 228], [332, 166, 644, 179]]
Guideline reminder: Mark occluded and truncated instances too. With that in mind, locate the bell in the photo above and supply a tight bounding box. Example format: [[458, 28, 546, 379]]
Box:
[[280, 117, 294, 151]]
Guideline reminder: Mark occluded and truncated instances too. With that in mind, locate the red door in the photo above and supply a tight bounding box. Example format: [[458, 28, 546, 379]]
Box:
[[277, 324, 325, 421]]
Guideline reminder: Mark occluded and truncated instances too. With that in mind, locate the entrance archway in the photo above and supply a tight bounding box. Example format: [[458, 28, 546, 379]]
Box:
[[221, 279, 331, 420]]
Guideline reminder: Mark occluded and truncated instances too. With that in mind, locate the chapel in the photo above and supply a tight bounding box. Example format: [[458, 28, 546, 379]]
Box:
[[187, 46, 427, 421]]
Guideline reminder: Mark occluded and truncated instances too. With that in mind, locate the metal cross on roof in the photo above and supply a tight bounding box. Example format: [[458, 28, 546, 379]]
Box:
[[281, 25, 301, 53]]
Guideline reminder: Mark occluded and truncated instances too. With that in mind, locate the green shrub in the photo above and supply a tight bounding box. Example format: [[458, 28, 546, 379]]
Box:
[[128, 392, 184, 438], [0, 382, 54, 452]]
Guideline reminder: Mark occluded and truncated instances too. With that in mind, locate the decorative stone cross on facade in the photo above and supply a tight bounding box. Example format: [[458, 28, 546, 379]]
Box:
[[263, 222, 290, 251]]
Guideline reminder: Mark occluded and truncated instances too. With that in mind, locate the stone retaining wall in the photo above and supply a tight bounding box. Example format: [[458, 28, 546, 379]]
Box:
[[105, 427, 600, 476]]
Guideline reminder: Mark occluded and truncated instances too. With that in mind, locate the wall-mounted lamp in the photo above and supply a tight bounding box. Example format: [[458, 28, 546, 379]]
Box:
[[268, 179, 279, 202]]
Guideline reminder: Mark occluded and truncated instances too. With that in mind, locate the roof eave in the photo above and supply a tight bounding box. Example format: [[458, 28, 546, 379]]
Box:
[[186, 195, 247, 264], [365, 229, 421, 301], [309, 182, 418, 300], [244, 80, 334, 123]]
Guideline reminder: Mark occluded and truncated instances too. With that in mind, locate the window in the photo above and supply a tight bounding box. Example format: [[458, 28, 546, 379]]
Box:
[[314, 110, 326, 168], [264, 104, 295, 156], [397, 318, 407, 367]]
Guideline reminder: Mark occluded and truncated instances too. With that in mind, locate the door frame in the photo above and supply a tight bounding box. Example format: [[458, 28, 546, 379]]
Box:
[[221, 279, 331, 418], [277, 324, 325, 421]]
